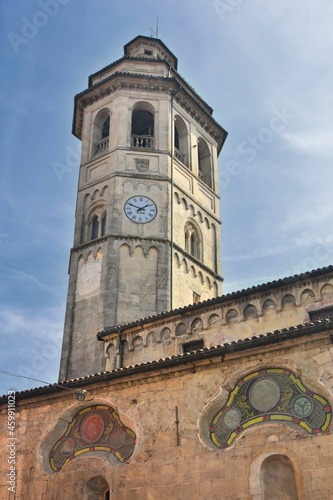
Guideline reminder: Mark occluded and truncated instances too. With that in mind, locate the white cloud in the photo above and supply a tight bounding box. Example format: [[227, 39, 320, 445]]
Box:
[[283, 131, 333, 156], [0, 305, 64, 340], [0, 305, 64, 394], [4, 267, 56, 293], [224, 245, 288, 263]]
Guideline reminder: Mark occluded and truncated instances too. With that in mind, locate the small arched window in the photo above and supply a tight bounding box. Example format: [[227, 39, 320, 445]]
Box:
[[185, 222, 202, 261], [190, 232, 197, 255], [91, 216, 99, 240], [197, 137, 212, 188], [101, 212, 106, 236], [88, 208, 107, 241]]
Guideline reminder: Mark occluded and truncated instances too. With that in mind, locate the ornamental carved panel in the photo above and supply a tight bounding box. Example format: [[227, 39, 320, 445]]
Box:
[[209, 368, 332, 449], [135, 158, 149, 172], [49, 405, 136, 472]]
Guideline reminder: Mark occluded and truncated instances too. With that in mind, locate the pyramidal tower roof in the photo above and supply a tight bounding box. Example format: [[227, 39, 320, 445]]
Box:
[[124, 35, 178, 70]]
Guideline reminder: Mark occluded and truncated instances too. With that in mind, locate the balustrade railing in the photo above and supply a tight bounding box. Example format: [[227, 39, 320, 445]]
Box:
[[93, 137, 109, 156], [131, 135, 154, 148], [198, 170, 212, 188], [174, 147, 185, 164]]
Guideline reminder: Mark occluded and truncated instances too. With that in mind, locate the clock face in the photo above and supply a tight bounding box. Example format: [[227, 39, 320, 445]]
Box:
[[124, 196, 157, 224]]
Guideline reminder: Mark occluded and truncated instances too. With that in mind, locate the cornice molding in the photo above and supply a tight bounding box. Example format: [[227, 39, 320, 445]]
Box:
[[73, 73, 227, 150]]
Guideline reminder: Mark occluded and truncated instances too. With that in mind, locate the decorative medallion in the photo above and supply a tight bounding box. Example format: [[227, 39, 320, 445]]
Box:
[[80, 413, 105, 443], [222, 408, 242, 430], [135, 158, 149, 172], [49, 405, 136, 472], [249, 378, 281, 411], [293, 396, 313, 417], [209, 368, 332, 449]]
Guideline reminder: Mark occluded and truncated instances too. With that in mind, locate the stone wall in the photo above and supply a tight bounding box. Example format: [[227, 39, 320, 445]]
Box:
[[1, 327, 333, 499], [102, 270, 333, 372]]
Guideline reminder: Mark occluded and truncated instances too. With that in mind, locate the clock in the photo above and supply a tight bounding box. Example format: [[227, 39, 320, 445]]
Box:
[[124, 196, 157, 224]]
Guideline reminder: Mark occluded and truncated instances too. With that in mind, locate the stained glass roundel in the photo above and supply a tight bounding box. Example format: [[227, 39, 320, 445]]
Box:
[[222, 408, 242, 430], [249, 378, 280, 412], [293, 396, 313, 417]]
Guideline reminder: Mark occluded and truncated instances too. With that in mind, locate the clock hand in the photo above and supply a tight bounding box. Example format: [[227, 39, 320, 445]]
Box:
[[128, 203, 142, 209]]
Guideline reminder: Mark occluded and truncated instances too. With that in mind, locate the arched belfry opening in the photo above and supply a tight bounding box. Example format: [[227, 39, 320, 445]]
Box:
[[197, 137, 212, 188], [131, 102, 154, 148], [174, 114, 188, 166], [93, 108, 110, 157]]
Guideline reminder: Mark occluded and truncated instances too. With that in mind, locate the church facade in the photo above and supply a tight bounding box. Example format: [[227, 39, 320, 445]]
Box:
[[1, 36, 333, 500]]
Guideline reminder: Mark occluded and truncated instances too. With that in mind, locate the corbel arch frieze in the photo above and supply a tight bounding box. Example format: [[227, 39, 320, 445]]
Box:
[[118, 240, 158, 258], [223, 306, 240, 324], [146, 330, 157, 347], [299, 286, 316, 305], [122, 179, 163, 192], [88, 185, 108, 202], [260, 296, 277, 314], [203, 216, 210, 229], [174, 189, 215, 229], [180, 257, 189, 274], [320, 282, 333, 300], [130, 334, 144, 351], [205, 276, 212, 290], [174, 191, 181, 205], [173, 251, 181, 268], [189, 204, 196, 217], [293, 281, 314, 306], [208, 312, 220, 327], [75, 244, 104, 264], [134, 242, 158, 258], [181, 197, 189, 211], [196, 209, 204, 223], [281, 292, 297, 310]]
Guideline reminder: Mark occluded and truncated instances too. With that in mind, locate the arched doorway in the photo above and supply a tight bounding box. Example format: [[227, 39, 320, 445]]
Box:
[[260, 454, 298, 500], [84, 475, 110, 500]]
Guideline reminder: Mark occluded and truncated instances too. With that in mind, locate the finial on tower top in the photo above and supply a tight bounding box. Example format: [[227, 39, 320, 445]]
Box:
[[149, 16, 159, 38]]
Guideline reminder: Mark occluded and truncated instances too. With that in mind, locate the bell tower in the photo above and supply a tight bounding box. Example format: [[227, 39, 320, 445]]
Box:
[[59, 36, 227, 381]]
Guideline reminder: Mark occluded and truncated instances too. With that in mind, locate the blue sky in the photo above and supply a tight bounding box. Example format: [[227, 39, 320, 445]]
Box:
[[1, 0, 333, 394]]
